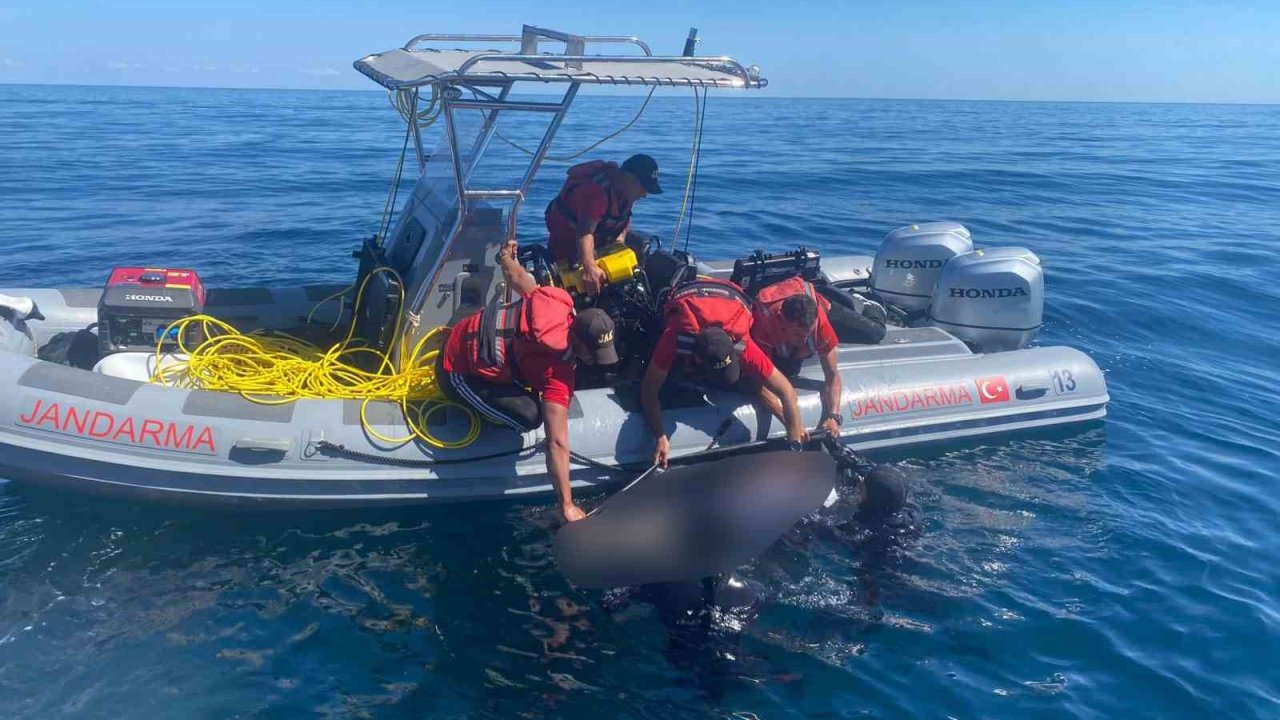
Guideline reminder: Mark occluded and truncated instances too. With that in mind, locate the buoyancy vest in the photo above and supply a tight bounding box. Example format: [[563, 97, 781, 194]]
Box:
[[545, 160, 634, 246], [463, 286, 575, 383], [753, 276, 831, 362], [663, 278, 754, 359]]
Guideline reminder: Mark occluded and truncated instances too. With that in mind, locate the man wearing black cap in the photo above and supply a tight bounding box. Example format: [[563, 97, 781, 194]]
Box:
[[640, 278, 807, 468], [545, 154, 662, 295], [440, 240, 618, 522]]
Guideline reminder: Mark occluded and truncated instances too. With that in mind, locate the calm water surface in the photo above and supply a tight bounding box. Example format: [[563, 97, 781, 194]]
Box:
[[1, 84, 1279, 719]]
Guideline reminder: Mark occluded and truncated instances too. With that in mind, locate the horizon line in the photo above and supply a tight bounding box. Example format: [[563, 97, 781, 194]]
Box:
[[1, 81, 1277, 107]]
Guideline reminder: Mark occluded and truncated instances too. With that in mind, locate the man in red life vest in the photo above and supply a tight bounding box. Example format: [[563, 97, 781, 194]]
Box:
[[545, 154, 662, 295], [751, 277, 844, 438], [640, 278, 807, 468], [441, 240, 618, 522]]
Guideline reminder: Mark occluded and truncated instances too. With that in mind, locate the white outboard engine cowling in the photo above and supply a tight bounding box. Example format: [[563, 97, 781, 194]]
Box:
[[928, 247, 1043, 352], [870, 222, 973, 312]]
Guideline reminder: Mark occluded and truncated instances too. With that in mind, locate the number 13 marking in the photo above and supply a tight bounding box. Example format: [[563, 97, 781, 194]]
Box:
[[1051, 369, 1077, 394]]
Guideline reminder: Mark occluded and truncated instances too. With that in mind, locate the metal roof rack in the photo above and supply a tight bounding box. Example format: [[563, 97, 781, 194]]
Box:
[[355, 25, 766, 90], [359, 26, 765, 348]]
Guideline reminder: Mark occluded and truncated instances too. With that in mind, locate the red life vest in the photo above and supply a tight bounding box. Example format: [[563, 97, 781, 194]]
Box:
[[545, 160, 634, 247], [458, 286, 575, 383], [752, 277, 831, 361], [663, 278, 754, 358]]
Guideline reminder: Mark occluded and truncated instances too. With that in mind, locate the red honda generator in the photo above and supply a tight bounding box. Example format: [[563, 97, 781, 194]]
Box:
[[97, 267, 206, 354]]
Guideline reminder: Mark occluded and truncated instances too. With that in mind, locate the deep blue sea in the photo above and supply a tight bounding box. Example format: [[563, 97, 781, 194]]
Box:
[[2, 84, 1279, 719]]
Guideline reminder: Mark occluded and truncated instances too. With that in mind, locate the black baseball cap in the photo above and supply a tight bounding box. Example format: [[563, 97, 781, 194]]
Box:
[[572, 309, 618, 366], [692, 327, 741, 387], [621, 154, 663, 195]]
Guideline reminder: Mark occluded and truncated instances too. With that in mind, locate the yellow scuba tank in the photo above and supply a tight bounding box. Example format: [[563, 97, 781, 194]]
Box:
[[558, 242, 639, 294]]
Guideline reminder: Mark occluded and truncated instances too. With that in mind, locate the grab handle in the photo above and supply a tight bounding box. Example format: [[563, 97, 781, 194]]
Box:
[[232, 437, 293, 453]]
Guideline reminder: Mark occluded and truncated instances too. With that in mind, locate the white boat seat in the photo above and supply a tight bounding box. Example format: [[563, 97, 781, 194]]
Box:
[[92, 351, 187, 383]]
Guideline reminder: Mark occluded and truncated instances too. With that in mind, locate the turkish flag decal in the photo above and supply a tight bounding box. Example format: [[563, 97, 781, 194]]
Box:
[[977, 376, 1011, 404]]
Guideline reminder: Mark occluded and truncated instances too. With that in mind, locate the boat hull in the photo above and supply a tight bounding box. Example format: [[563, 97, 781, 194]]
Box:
[[0, 282, 1108, 509]]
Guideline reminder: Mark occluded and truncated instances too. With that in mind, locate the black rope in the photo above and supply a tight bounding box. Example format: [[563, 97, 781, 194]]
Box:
[[311, 440, 535, 467], [568, 451, 645, 474], [703, 416, 737, 452], [376, 119, 412, 248]]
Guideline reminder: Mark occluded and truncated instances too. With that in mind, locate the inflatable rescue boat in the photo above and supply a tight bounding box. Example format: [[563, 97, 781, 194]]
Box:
[[0, 27, 1107, 507]]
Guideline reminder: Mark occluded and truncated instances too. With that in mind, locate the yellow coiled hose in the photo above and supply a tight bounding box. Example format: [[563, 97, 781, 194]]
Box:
[[150, 268, 481, 450]]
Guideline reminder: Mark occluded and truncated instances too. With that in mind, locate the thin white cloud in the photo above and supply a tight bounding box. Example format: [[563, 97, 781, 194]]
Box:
[[194, 64, 219, 72], [299, 67, 341, 77], [106, 61, 144, 70], [1, 58, 20, 68]]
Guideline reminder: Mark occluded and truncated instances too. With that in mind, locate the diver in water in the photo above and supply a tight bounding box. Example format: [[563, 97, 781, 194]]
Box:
[[604, 450, 920, 699]]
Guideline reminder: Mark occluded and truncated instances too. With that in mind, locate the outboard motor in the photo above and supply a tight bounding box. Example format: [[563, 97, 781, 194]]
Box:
[[928, 247, 1043, 352], [869, 222, 972, 312]]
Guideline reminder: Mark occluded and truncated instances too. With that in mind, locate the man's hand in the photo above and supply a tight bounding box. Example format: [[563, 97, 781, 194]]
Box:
[[561, 503, 587, 523], [653, 434, 671, 469], [583, 262, 608, 296], [499, 239, 518, 263], [820, 417, 841, 437], [500, 239, 538, 296]]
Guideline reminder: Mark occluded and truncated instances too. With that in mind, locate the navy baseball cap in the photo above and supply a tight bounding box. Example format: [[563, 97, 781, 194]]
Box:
[[621, 154, 663, 195], [693, 327, 741, 387]]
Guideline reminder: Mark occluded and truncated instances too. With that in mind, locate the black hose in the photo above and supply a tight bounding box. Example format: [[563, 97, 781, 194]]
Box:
[[311, 439, 535, 467]]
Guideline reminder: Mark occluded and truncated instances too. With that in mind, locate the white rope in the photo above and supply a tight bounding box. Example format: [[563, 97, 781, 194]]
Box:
[[671, 86, 704, 245], [489, 87, 657, 163], [389, 86, 441, 126]]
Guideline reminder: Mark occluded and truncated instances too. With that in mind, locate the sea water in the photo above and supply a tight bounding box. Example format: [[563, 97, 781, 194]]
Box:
[[1, 84, 1278, 719]]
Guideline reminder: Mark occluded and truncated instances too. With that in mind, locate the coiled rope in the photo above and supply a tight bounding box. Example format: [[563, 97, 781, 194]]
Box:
[[150, 267, 481, 450]]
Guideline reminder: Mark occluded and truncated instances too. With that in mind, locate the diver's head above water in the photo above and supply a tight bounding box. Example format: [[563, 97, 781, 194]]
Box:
[[852, 463, 920, 530]]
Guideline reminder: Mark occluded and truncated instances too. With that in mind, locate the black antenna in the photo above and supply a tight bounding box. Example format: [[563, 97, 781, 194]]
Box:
[[682, 28, 699, 57]]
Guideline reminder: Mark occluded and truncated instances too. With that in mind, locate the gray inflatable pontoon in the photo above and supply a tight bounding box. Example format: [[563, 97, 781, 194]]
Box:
[[0, 28, 1107, 508]]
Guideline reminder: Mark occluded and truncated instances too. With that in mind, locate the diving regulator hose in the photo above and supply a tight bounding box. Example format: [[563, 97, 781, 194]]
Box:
[[149, 267, 482, 450]]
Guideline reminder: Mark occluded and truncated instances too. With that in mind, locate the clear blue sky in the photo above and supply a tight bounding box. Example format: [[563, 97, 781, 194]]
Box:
[[2, 0, 1277, 103]]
